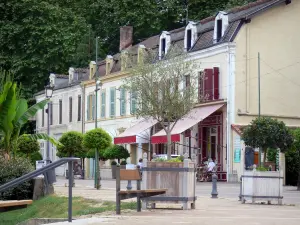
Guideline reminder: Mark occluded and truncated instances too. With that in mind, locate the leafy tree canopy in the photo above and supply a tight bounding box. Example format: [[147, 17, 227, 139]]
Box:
[[17, 134, 40, 156], [242, 117, 293, 164], [83, 128, 112, 151], [57, 131, 86, 157], [1, 0, 255, 98], [103, 145, 130, 162]]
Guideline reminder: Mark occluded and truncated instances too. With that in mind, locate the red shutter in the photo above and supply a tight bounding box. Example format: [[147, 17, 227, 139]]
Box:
[[213, 67, 220, 100], [204, 69, 213, 101]]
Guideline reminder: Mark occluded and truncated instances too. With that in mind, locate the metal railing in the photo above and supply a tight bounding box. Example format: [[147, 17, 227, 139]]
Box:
[[0, 157, 79, 222]]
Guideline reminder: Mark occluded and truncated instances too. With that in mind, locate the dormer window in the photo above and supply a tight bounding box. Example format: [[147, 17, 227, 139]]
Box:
[[184, 21, 197, 51], [213, 12, 228, 43], [159, 31, 171, 60], [216, 19, 222, 42], [106, 55, 113, 75], [186, 30, 192, 50], [161, 38, 166, 57]]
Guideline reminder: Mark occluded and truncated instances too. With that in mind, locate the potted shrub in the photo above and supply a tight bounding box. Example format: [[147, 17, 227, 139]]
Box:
[[120, 159, 127, 169], [103, 145, 130, 179], [241, 117, 293, 204], [111, 161, 118, 179], [142, 153, 196, 210]]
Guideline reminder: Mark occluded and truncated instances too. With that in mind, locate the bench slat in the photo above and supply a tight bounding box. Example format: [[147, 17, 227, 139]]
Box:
[[0, 200, 33, 208], [119, 188, 167, 195]]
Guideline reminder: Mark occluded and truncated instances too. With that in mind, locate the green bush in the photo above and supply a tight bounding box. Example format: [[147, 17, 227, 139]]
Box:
[[256, 166, 268, 171], [267, 148, 278, 162], [111, 160, 117, 165], [57, 131, 86, 157], [0, 157, 34, 200], [103, 145, 130, 162], [29, 151, 43, 166], [285, 148, 300, 186], [120, 160, 127, 165], [17, 134, 40, 156]]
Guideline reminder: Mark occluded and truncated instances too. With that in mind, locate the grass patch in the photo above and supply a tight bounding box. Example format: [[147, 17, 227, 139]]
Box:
[[0, 195, 136, 225]]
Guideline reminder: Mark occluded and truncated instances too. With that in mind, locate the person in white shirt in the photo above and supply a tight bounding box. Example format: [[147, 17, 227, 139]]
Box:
[[207, 158, 216, 172], [138, 158, 143, 169]]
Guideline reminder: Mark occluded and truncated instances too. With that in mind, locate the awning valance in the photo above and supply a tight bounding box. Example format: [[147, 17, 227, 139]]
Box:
[[151, 104, 224, 144], [114, 118, 157, 144]]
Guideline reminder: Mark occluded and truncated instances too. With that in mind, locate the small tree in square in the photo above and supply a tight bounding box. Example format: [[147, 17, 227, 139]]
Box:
[[57, 131, 86, 157], [242, 117, 293, 166], [123, 46, 198, 160], [291, 128, 300, 191], [103, 145, 130, 163]]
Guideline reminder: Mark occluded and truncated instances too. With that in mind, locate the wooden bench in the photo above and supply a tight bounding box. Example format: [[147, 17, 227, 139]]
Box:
[[116, 167, 167, 215], [0, 200, 33, 212]]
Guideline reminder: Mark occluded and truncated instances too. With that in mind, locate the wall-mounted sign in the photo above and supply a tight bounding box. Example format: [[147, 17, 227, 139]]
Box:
[[234, 136, 241, 163]]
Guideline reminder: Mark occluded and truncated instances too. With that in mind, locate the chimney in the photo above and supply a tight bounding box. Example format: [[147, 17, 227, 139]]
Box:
[[119, 26, 133, 51]]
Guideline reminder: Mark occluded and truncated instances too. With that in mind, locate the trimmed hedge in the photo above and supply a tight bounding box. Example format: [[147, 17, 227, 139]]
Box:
[[0, 157, 34, 200]]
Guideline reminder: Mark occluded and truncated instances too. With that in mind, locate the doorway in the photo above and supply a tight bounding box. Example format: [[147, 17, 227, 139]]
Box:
[[209, 127, 218, 163]]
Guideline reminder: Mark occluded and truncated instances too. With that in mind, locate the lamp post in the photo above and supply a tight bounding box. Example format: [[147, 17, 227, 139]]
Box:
[[45, 84, 54, 165], [94, 36, 101, 189], [94, 79, 102, 189]]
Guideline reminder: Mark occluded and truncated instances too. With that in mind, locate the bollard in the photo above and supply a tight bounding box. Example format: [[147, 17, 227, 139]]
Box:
[[238, 176, 242, 201], [211, 173, 218, 198], [126, 180, 132, 190]]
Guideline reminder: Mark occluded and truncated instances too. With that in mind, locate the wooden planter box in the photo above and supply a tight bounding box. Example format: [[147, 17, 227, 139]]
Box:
[[142, 156, 196, 210], [241, 170, 283, 205]]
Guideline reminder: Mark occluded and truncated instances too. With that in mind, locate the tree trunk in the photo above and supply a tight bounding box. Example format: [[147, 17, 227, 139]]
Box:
[[263, 148, 267, 167], [166, 130, 172, 160], [297, 168, 300, 191], [298, 150, 300, 191]]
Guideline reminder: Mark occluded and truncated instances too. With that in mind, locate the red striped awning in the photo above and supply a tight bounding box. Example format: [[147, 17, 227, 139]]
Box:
[[151, 104, 224, 144], [114, 118, 157, 144]]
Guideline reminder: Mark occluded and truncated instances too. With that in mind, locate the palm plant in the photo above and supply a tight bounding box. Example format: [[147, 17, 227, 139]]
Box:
[[0, 71, 60, 158]]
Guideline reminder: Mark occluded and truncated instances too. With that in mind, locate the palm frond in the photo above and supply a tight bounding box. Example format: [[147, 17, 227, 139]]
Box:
[[16, 99, 49, 128], [28, 133, 62, 147]]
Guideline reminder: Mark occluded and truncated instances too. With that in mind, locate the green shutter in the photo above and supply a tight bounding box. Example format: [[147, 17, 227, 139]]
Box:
[[110, 87, 116, 117], [92, 94, 95, 120], [87, 95, 90, 120], [120, 88, 126, 116], [101, 91, 106, 118], [131, 91, 136, 114]]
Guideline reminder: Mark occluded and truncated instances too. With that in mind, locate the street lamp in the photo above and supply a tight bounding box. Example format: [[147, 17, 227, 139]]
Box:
[[45, 84, 54, 165], [94, 36, 102, 189]]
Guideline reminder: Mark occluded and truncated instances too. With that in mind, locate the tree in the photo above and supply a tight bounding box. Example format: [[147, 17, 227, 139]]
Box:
[[57, 131, 86, 157], [0, 73, 60, 158], [242, 117, 294, 166], [123, 46, 198, 160], [0, 0, 88, 98], [291, 128, 300, 191], [17, 134, 40, 157], [83, 128, 112, 188], [103, 145, 130, 163]]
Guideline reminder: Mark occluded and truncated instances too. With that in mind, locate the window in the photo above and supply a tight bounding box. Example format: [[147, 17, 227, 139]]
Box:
[[161, 38, 166, 58], [49, 103, 53, 125], [216, 19, 222, 42], [42, 109, 44, 127], [198, 68, 219, 102], [110, 87, 116, 117], [130, 92, 137, 114], [186, 29, 192, 50], [120, 88, 126, 116], [185, 75, 191, 88], [77, 95, 81, 121], [87, 94, 94, 120], [101, 91, 106, 118], [59, 99, 62, 124], [69, 97, 72, 122], [92, 94, 95, 120]]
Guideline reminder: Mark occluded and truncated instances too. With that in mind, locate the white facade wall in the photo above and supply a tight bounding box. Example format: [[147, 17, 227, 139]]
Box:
[[35, 84, 83, 176]]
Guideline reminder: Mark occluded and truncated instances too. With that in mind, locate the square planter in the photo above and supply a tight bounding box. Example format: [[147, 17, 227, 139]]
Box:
[[141, 155, 196, 210], [241, 170, 283, 204]]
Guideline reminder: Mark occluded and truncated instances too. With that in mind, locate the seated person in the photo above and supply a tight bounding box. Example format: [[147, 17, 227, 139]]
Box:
[[207, 158, 216, 172]]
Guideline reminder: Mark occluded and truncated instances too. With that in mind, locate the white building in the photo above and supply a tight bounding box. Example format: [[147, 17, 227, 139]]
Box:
[[35, 68, 88, 175]]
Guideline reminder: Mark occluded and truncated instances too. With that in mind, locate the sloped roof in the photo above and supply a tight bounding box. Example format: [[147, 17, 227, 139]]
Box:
[[97, 0, 287, 77]]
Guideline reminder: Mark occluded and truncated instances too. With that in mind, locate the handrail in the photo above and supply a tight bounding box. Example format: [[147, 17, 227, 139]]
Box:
[[0, 157, 79, 222]]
